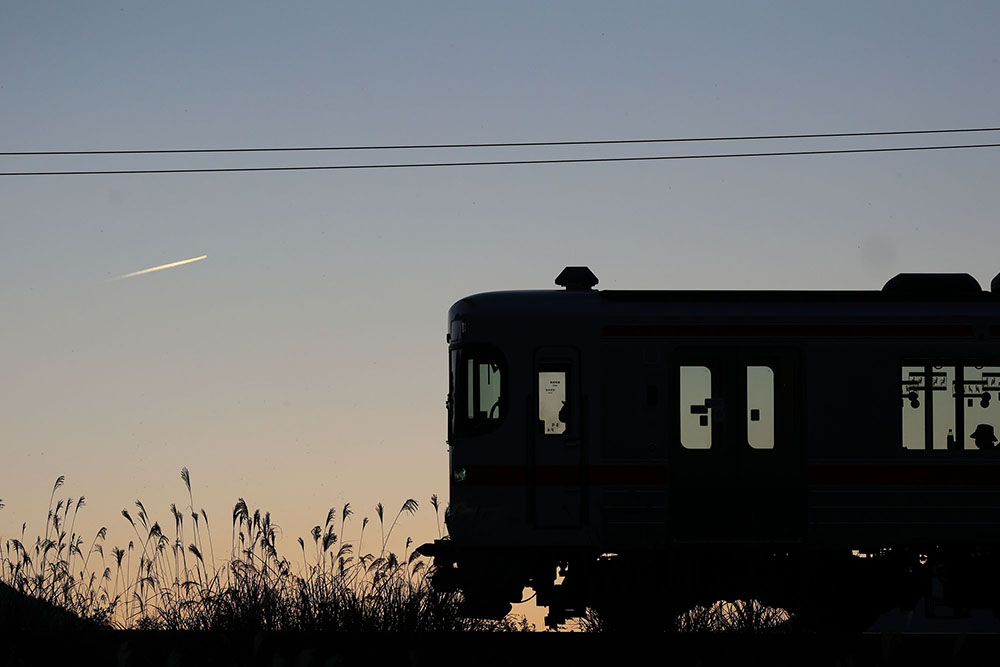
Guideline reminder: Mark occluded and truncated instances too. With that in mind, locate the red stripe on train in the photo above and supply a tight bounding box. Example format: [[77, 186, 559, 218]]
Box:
[[462, 464, 668, 485], [602, 324, 975, 338], [460, 463, 1000, 486], [808, 464, 1000, 485]]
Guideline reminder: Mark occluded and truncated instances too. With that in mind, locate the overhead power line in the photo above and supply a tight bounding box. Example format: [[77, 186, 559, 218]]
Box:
[[3, 142, 999, 176], [2, 126, 999, 157]]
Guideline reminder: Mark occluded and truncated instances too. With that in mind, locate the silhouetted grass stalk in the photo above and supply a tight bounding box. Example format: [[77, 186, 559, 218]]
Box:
[[1, 472, 529, 632]]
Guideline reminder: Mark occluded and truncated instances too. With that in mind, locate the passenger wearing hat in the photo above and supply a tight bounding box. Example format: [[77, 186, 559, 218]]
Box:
[[971, 424, 998, 450]]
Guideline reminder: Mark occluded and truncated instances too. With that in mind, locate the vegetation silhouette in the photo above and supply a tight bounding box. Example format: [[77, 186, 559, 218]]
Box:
[[0, 471, 531, 632]]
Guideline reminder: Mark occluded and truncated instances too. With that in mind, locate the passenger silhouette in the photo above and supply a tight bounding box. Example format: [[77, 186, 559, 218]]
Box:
[[970, 424, 997, 450]]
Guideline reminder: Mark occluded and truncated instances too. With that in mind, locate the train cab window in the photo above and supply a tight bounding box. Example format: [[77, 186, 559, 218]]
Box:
[[680, 365, 712, 449], [470, 360, 502, 420], [539, 371, 568, 434], [451, 345, 505, 436], [747, 366, 775, 449]]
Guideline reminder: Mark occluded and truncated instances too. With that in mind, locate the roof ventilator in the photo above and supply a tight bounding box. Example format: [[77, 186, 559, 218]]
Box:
[[882, 273, 982, 295], [555, 266, 599, 291]]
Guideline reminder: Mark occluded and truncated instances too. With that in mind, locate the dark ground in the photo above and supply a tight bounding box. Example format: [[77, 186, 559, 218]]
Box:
[[0, 581, 98, 632], [3, 631, 1000, 667], [2, 587, 998, 666]]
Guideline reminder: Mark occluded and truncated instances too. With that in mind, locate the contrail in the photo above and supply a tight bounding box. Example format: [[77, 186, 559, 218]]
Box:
[[115, 255, 207, 280]]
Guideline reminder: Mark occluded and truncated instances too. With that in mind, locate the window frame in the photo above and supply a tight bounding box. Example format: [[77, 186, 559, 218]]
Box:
[[672, 348, 791, 453]]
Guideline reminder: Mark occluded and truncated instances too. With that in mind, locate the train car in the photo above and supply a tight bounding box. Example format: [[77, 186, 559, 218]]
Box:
[[419, 267, 1000, 629]]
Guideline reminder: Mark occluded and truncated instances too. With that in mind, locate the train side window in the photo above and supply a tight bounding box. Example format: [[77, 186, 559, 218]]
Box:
[[901, 364, 956, 450], [933, 366, 956, 450], [747, 366, 775, 449], [901, 365, 926, 450], [962, 366, 1000, 450], [680, 365, 712, 449], [539, 371, 568, 434]]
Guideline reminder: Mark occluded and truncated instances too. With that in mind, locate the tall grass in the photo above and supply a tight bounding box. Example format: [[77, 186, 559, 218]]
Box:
[[577, 599, 791, 633], [1, 476, 116, 626], [675, 599, 791, 633], [0, 471, 529, 632]]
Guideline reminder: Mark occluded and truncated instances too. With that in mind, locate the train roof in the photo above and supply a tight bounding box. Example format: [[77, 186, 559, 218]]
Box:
[[449, 268, 1000, 322]]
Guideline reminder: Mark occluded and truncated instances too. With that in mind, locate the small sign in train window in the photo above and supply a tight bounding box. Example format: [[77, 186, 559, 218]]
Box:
[[539, 371, 568, 435]]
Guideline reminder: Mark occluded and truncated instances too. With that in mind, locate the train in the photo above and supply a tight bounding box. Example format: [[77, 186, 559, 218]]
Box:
[[418, 266, 1000, 629]]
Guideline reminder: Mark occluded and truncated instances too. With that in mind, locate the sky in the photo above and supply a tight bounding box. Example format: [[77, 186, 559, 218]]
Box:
[[2, 1, 1000, 622]]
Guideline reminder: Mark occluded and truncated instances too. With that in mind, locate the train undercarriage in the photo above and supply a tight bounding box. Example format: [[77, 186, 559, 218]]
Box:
[[419, 541, 1000, 631]]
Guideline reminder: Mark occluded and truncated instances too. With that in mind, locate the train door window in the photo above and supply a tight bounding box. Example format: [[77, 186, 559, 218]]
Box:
[[539, 370, 568, 434], [452, 345, 505, 436], [747, 365, 775, 449], [680, 365, 712, 449]]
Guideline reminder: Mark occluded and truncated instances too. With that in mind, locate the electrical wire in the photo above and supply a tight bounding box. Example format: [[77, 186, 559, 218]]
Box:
[[2, 142, 999, 176], [1, 126, 998, 157]]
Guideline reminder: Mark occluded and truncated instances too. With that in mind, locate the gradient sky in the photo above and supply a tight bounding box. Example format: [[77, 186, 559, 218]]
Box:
[[2, 2, 1000, 619]]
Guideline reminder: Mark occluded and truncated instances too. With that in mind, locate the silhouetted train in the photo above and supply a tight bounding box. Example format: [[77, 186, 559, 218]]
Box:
[[420, 267, 1000, 629]]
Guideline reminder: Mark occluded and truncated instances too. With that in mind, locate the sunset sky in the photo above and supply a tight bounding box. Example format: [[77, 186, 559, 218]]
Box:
[[2, 1, 1000, 619]]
